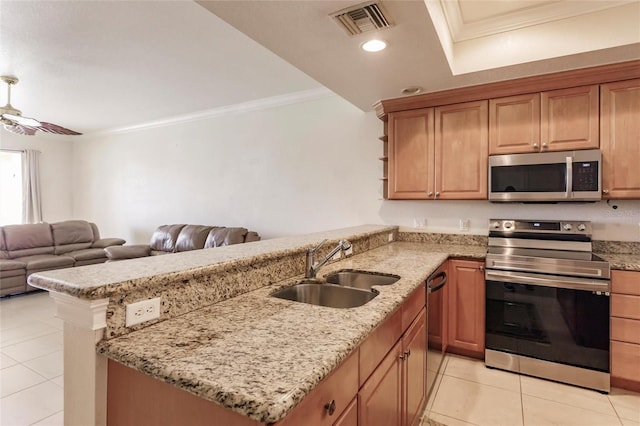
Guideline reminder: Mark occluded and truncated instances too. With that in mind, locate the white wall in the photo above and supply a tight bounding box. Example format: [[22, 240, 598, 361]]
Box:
[[0, 131, 74, 223], [72, 95, 383, 243], [71, 93, 640, 243]]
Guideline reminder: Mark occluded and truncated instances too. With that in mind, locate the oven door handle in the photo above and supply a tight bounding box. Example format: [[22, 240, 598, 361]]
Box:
[[485, 270, 610, 292]]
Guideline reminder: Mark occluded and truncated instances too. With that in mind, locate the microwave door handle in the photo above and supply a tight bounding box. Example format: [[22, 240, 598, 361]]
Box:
[[566, 156, 573, 199]]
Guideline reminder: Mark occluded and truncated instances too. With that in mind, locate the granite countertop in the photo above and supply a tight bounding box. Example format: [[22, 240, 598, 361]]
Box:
[[599, 253, 640, 272], [97, 242, 486, 423]]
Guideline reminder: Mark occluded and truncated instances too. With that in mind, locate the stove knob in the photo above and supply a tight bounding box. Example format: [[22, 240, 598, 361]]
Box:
[[504, 222, 513, 230], [563, 223, 573, 231], [577, 224, 586, 231], [491, 221, 501, 229]]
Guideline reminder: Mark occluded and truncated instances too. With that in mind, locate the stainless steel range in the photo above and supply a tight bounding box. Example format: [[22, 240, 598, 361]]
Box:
[[484, 219, 611, 392]]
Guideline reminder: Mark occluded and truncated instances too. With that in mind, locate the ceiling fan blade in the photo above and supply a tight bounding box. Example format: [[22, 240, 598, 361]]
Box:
[[2, 113, 41, 127], [37, 122, 82, 135], [4, 123, 37, 135]]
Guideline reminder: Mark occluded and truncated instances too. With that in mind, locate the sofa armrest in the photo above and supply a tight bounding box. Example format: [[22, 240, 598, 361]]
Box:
[[92, 238, 126, 248], [104, 245, 150, 261]]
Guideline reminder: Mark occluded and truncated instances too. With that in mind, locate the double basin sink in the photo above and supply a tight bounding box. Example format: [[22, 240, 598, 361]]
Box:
[[271, 270, 400, 309]]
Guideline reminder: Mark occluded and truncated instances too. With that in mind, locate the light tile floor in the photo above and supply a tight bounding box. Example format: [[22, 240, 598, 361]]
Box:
[[0, 292, 64, 426], [423, 354, 640, 426], [2, 292, 639, 426]]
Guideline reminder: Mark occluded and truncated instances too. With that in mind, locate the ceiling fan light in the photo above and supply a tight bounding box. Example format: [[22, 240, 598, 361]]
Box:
[[361, 39, 387, 52]]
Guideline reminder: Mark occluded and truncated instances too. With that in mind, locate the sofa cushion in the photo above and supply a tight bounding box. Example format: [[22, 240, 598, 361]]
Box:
[[0, 259, 26, 272], [92, 238, 126, 249], [105, 245, 151, 261], [3, 223, 53, 252], [66, 248, 107, 262], [175, 225, 213, 252], [16, 254, 75, 271], [51, 220, 94, 254], [149, 225, 186, 253], [204, 227, 248, 248]]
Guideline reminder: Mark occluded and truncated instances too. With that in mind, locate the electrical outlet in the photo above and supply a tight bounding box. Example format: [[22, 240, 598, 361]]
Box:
[[459, 219, 470, 232], [388, 233, 394, 242], [126, 297, 161, 327]]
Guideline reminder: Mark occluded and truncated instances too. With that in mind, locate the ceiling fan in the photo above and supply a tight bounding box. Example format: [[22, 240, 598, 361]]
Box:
[[0, 75, 82, 136]]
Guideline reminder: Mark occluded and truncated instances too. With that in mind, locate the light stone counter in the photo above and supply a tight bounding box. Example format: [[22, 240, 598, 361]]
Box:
[[97, 242, 486, 423]]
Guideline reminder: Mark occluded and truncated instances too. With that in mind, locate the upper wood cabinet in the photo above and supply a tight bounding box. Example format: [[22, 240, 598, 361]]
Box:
[[489, 85, 599, 155], [388, 101, 488, 200], [601, 79, 640, 199], [388, 108, 434, 199], [434, 100, 488, 200], [489, 93, 541, 154]]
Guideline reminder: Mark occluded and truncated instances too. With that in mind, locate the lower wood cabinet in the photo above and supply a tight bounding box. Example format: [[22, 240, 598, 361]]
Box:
[[333, 397, 358, 426], [610, 270, 640, 392], [447, 259, 485, 357], [359, 308, 427, 426]]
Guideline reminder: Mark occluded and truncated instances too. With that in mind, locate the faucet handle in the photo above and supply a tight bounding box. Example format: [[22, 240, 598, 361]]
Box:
[[309, 239, 328, 253]]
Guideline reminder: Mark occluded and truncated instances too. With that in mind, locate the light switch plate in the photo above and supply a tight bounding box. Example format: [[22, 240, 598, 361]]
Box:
[[126, 297, 161, 327]]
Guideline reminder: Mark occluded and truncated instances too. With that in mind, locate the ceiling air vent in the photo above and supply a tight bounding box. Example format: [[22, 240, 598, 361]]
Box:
[[331, 1, 393, 36]]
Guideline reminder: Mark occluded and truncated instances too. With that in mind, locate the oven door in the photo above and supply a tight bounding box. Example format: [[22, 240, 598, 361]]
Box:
[[485, 270, 610, 373]]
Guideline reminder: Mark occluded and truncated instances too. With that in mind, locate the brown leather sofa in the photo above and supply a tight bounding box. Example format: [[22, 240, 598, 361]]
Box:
[[104, 224, 260, 261], [0, 220, 126, 296]]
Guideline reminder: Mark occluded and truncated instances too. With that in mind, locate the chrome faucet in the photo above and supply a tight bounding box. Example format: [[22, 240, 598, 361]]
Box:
[[305, 239, 352, 279]]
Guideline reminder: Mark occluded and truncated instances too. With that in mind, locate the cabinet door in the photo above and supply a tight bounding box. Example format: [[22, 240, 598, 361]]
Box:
[[435, 101, 488, 199], [388, 108, 435, 199], [601, 79, 640, 199], [448, 260, 485, 356], [402, 308, 427, 426], [359, 341, 403, 426], [489, 93, 541, 154], [333, 397, 357, 426], [541, 85, 599, 151]]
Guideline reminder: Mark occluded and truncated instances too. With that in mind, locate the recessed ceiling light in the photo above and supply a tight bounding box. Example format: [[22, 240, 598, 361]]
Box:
[[401, 86, 423, 95], [361, 39, 387, 52]]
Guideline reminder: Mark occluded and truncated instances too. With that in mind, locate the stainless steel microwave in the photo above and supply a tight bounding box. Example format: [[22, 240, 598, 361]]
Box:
[[488, 149, 602, 202]]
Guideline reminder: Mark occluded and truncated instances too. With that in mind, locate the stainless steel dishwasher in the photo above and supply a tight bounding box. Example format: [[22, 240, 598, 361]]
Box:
[[426, 263, 448, 398]]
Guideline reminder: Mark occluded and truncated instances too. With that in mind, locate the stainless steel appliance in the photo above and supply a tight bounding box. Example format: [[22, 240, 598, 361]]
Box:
[[485, 219, 611, 392], [488, 149, 602, 202], [426, 263, 448, 398]]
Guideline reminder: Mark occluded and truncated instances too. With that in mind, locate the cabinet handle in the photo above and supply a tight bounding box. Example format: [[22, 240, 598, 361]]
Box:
[[435, 192, 440, 198], [428, 191, 433, 196], [603, 189, 610, 194], [533, 143, 539, 150], [542, 143, 548, 149], [479, 266, 485, 271], [405, 349, 411, 358], [324, 399, 336, 416]]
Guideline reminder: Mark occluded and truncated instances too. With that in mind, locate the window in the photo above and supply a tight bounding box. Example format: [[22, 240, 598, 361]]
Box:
[[0, 151, 22, 225]]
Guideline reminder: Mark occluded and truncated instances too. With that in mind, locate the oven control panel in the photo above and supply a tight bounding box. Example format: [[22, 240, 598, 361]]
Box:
[[489, 219, 592, 235]]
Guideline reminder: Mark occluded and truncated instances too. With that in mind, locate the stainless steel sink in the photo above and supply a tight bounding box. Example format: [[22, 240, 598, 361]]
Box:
[[271, 281, 378, 308], [324, 270, 400, 290]]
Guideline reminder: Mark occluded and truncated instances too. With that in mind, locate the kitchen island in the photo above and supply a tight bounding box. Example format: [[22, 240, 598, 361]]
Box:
[[28, 225, 485, 425]]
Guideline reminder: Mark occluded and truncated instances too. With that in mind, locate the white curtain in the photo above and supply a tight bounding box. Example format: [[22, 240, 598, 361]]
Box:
[[22, 149, 42, 223]]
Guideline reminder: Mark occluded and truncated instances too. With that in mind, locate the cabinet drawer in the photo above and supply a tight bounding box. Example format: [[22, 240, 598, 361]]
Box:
[[611, 317, 640, 344], [359, 308, 403, 387], [278, 350, 359, 426], [612, 271, 640, 295], [402, 284, 426, 333], [611, 340, 640, 382], [611, 294, 640, 320]]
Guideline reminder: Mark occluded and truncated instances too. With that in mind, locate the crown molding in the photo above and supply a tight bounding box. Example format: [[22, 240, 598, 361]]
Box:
[[87, 87, 335, 137]]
